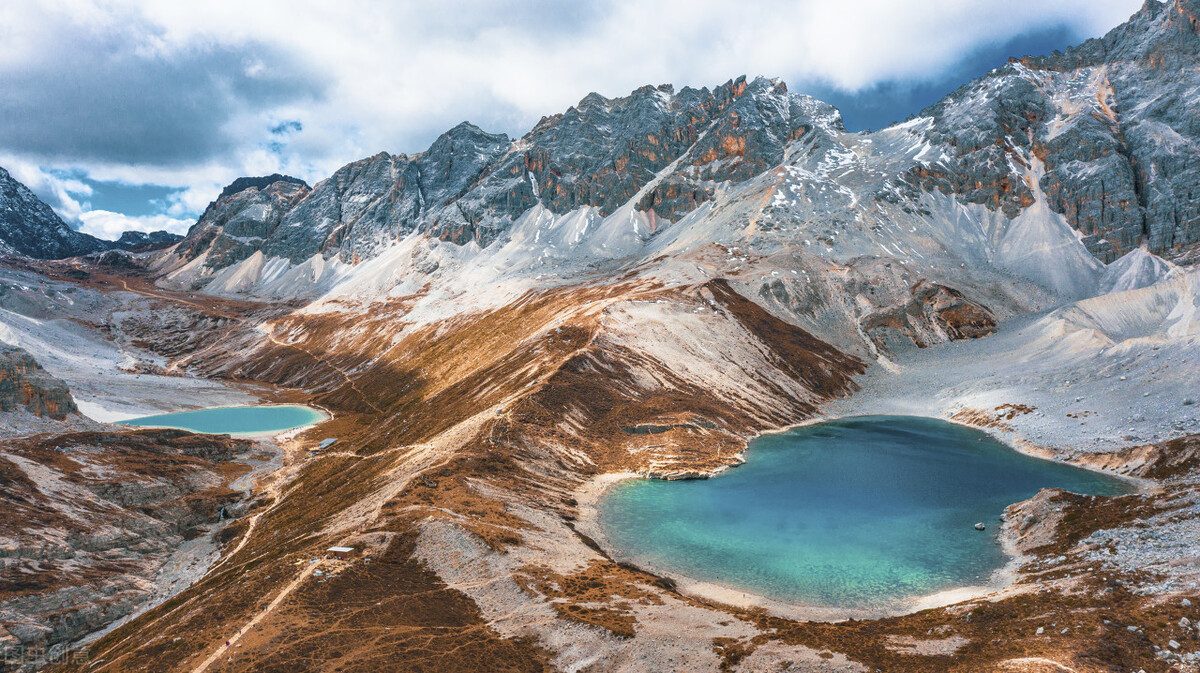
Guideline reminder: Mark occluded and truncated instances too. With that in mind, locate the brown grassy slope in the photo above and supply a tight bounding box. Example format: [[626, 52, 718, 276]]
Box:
[[56, 279, 866, 672], [51, 276, 1198, 673]]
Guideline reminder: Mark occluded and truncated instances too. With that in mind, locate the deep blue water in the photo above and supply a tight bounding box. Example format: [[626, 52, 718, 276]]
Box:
[[598, 416, 1129, 609], [117, 404, 325, 435]]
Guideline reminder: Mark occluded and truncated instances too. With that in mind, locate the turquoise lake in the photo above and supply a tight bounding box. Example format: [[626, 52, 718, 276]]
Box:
[[117, 404, 325, 435], [597, 415, 1129, 609]]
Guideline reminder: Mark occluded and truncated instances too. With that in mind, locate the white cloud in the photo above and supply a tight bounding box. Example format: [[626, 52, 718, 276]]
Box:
[[1, 0, 1145, 227], [77, 210, 192, 241], [0, 154, 91, 221], [115, 0, 1140, 129]]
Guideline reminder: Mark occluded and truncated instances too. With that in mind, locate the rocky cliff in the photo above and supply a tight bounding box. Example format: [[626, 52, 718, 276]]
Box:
[[174, 176, 312, 270], [0, 430, 255, 672], [910, 0, 1200, 261], [0, 345, 77, 420], [164, 76, 843, 285]]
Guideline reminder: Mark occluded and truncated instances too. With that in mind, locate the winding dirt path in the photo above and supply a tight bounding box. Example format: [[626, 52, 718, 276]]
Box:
[[188, 561, 326, 673]]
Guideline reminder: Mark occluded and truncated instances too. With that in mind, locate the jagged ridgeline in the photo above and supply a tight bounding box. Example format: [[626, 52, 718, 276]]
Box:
[[160, 0, 1200, 294], [171, 76, 836, 270], [0, 345, 77, 419], [0, 167, 109, 259]]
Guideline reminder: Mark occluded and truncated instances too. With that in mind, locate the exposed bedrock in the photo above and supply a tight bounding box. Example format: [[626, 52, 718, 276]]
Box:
[[0, 430, 255, 672], [0, 346, 77, 419], [913, 0, 1200, 261], [0, 169, 108, 261], [157, 75, 844, 285], [858, 280, 997, 352]]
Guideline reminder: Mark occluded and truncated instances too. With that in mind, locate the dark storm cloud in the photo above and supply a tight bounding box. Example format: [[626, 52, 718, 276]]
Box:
[[0, 22, 326, 166]]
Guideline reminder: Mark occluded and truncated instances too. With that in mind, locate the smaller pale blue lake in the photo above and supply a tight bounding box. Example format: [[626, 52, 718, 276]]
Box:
[[598, 415, 1130, 610], [117, 404, 325, 435]]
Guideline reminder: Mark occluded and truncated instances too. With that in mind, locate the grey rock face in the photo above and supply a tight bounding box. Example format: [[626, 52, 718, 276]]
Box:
[[405, 76, 840, 246], [173, 0, 1200, 279], [0, 167, 108, 260], [183, 124, 512, 266], [177, 77, 843, 267], [909, 0, 1200, 262], [267, 152, 420, 263], [637, 79, 841, 229], [263, 123, 512, 262], [177, 177, 312, 268], [0, 430, 253, 673]]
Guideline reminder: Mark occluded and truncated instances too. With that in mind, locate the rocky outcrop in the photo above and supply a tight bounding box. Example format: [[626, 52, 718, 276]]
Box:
[[909, 0, 1200, 262], [860, 281, 997, 351], [0, 429, 254, 672], [170, 76, 844, 273], [171, 124, 513, 273], [442, 76, 838, 244], [175, 176, 312, 270], [0, 345, 77, 419], [0, 168, 108, 260], [216, 174, 308, 202]]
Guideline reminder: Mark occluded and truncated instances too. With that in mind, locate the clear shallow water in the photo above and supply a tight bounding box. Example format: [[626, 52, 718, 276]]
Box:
[[116, 404, 325, 435], [598, 416, 1130, 609]]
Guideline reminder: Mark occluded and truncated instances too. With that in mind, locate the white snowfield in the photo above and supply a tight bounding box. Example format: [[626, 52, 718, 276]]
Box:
[[830, 263, 1199, 452]]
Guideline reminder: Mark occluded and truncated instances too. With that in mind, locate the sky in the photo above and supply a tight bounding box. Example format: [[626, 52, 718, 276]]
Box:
[[0, 0, 1143, 240]]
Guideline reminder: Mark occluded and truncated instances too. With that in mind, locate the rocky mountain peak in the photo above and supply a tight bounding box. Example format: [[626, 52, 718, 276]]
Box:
[[177, 173, 314, 266], [907, 0, 1200, 262], [167, 72, 852, 264], [437, 121, 508, 144], [113, 229, 184, 252], [419, 122, 511, 209], [422, 122, 510, 168], [191, 174, 312, 234], [1017, 0, 1199, 71], [719, 74, 750, 101], [0, 166, 109, 260], [216, 174, 309, 201]]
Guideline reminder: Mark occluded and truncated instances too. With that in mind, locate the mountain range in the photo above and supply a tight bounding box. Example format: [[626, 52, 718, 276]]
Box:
[[2, 2, 1200, 672], [150, 0, 1197, 296]]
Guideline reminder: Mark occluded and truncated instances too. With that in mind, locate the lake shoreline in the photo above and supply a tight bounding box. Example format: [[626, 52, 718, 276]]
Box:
[[574, 413, 1144, 623], [116, 403, 330, 438]]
